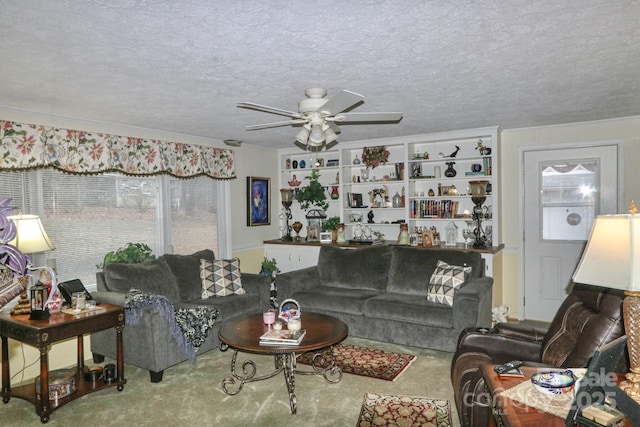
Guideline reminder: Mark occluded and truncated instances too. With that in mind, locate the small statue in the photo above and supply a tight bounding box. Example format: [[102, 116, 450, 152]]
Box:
[[448, 145, 460, 158], [367, 210, 375, 223]]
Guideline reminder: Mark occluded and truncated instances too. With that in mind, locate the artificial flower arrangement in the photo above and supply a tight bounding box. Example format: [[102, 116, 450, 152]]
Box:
[[362, 146, 390, 169]]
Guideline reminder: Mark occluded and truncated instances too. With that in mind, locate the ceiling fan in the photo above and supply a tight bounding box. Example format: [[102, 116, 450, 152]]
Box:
[[237, 88, 403, 151]]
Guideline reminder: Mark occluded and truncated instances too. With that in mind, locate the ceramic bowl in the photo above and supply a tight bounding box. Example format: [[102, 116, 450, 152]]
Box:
[[531, 370, 575, 395]]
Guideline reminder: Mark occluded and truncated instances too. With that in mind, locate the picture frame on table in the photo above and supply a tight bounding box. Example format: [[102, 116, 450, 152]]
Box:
[[247, 176, 270, 226], [306, 226, 320, 242], [319, 231, 332, 243], [422, 231, 434, 247]]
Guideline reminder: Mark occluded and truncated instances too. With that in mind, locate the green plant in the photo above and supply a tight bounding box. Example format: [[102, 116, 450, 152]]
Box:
[[322, 216, 341, 232], [294, 170, 328, 211], [97, 243, 155, 269], [260, 257, 280, 275]]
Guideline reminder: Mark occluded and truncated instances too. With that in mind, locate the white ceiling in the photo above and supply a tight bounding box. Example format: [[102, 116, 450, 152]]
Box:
[[1, 1, 639, 150]]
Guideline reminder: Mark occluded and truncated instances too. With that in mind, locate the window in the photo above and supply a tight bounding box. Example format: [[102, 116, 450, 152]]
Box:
[[1, 169, 226, 285]]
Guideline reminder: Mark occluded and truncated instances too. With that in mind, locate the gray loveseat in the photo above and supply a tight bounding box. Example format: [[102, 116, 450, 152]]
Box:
[[90, 249, 270, 382], [275, 245, 493, 352]]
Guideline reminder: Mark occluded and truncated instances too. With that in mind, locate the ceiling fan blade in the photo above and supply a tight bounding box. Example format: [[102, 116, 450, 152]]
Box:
[[327, 122, 342, 134], [245, 119, 308, 131], [319, 90, 365, 115], [329, 112, 403, 123], [237, 102, 305, 119]]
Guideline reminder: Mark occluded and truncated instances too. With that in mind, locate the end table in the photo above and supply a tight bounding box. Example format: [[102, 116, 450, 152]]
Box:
[[1, 304, 126, 423]]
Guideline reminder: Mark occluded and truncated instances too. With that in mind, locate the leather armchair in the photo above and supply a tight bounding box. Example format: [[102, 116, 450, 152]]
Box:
[[450, 283, 626, 427]]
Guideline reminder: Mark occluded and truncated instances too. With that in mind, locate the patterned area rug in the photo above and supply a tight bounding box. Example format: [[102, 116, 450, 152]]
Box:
[[296, 344, 416, 381], [356, 393, 452, 427]]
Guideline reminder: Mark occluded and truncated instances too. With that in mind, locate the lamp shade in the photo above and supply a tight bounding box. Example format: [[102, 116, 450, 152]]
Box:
[[7, 214, 56, 254], [572, 214, 640, 291]]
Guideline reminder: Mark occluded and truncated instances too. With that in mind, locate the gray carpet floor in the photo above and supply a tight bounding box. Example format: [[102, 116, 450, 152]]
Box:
[[3, 336, 460, 426]]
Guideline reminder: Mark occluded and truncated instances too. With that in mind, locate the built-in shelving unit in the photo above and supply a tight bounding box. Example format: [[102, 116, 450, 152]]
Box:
[[277, 126, 500, 247]]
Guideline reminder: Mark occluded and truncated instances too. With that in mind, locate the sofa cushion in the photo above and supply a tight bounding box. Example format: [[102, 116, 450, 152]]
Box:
[[426, 260, 472, 306], [200, 258, 245, 299], [103, 258, 181, 303], [317, 245, 392, 291], [290, 287, 381, 316], [162, 249, 215, 301], [364, 293, 454, 328], [387, 246, 482, 296]]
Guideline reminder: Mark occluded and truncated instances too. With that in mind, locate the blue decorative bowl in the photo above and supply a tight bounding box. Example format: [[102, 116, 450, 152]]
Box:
[[531, 370, 575, 395]]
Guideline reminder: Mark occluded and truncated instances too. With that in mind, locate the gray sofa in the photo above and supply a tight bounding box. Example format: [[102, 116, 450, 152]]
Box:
[[90, 249, 270, 382], [275, 245, 493, 352]]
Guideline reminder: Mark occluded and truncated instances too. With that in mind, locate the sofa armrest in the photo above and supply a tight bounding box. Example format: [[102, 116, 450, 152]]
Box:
[[275, 266, 320, 300], [241, 273, 272, 312], [454, 326, 544, 364], [452, 276, 493, 330], [92, 290, 127, 307], [493, 322, 548, 343]]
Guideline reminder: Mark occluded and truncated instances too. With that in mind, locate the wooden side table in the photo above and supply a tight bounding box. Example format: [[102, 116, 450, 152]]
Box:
[[480, 364, 633, 427], [1, 304, 126, 423]]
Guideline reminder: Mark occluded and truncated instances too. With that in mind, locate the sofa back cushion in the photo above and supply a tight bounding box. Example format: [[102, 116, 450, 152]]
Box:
[[162, 249, 215, 301], [103, 257, 181, 303], [387, 246, 483, 296], [540, 283, 625, 367], [317, 245, 392, 291]]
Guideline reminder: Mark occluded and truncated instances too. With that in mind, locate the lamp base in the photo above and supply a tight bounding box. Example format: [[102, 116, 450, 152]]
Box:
[[29, 308, 50, 320], [620, 290, 640, 403], [619, 371, 640, 403]]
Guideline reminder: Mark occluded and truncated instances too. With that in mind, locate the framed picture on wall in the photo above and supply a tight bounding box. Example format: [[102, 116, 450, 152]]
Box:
[[247, 176, 270, 226]]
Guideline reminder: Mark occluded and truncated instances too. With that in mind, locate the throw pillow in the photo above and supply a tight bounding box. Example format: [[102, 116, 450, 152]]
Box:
[[200, 258, 245, 299], [426, 260, 472, 306]]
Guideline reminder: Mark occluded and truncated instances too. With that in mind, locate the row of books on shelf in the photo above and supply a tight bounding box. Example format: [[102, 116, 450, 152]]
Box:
[[259, 329, 306, 346], [410, 200, 460, 219], [346, 192, 365, 208]]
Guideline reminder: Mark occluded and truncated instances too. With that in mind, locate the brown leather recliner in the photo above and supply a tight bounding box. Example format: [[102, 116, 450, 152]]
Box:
[[450, 283, 626, 427]]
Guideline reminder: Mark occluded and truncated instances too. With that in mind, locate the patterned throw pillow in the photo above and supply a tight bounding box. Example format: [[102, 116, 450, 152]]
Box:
[[426, 260, 472, 306], [200, 258, 245, 299]]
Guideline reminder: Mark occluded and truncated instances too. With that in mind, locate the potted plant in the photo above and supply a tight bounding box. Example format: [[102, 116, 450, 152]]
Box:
[[294, 170, 328, 211], [260, 257, 280, 276], [322, 216, 341, 241], [97, 242, 155, 269]]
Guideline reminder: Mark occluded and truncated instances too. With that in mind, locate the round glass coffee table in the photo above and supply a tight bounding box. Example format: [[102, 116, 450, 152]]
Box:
[[218, 311, 348, 414]]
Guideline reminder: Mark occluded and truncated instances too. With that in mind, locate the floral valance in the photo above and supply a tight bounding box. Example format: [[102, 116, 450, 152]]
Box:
[[0, 120, 235, 180]]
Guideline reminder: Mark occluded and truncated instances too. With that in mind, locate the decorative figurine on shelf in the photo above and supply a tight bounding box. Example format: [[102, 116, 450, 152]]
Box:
[[397, 223, 409, 245], [444, 162, 457, 177], [448, 145, 461, 158], [367, 210, 375, 223], [288, 175, 301, 187], [353, 155, 361, 165], [475, 139, 491, 155]]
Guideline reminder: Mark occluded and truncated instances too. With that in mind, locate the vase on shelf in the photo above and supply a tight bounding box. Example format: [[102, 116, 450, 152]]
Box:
[[330, 185, 339, 200]]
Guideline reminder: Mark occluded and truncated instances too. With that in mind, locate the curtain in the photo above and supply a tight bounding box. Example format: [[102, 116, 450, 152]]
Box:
[[0, 120, 235, 180]]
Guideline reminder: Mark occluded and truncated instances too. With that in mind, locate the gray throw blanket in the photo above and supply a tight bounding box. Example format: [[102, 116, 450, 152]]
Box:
[[125, 289, 219, 363]]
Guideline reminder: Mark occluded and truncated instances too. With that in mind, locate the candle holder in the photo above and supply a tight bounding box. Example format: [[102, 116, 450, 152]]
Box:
[[469, 180, 490, 248], [280, 189, 294, 241]]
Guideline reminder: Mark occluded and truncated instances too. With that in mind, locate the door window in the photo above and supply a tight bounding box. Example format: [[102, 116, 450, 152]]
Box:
[[540, 160, 598, 241]]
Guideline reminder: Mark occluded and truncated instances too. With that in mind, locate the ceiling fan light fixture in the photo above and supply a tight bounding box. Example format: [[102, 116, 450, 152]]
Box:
[[309, 123, 325, 145], [295, 125, 311, 144], [323, 125, 337, 144]]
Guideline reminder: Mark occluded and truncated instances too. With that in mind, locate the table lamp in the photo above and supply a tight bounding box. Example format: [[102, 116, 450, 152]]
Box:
[[572, 201, 640, 403], [7, 213, 57, 319]]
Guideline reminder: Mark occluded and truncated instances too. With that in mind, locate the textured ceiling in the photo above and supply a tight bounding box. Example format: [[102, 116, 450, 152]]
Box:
[[1, 1, 639, 149]]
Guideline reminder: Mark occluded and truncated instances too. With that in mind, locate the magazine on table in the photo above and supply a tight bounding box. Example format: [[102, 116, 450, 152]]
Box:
[[259, 329, 306, 345]]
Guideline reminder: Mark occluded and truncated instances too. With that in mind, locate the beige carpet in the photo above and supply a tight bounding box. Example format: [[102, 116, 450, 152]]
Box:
[[3, 336, 460, 427]]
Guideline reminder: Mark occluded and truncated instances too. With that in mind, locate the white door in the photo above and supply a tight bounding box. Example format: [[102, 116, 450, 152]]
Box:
[[522, 144, 619, 321]]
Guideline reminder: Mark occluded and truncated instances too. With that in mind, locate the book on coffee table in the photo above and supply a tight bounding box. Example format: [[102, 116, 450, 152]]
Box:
[[259, 329, 306, 346]]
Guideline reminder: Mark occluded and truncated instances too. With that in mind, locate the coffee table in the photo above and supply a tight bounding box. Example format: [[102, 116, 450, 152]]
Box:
[[218, 311, 348, 414]]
